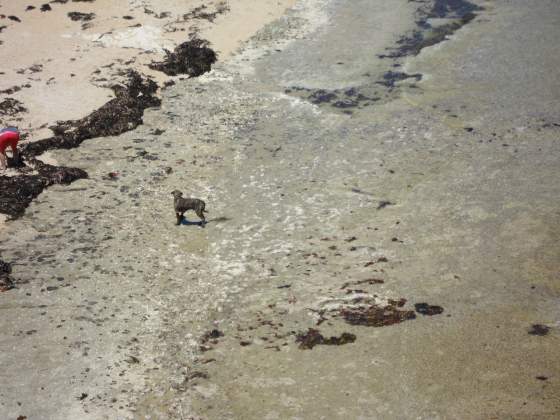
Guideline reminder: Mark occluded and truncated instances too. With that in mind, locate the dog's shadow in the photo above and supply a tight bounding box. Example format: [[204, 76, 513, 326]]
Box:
[[180, 218, 205, 227], [179, 216, 231, 227]]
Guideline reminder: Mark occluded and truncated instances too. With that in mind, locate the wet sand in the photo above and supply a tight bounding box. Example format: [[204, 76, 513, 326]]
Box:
[[1, 0, 560, 418]]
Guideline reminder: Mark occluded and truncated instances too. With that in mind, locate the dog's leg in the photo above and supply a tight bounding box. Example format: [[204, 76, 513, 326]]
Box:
[[196, 206, 206, 226], [200, 203, 207, 223], [176, 212, 182, 225]]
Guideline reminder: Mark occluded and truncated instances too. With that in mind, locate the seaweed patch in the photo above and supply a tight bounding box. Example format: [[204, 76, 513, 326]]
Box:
[[0, 258, 14, 292], [340, 278, 384, 289], [0, 98, 27, 118], [0, 159, 88, 219], [340, 304, 416, 327], [377, 72, 422, 89], [379, 0, 482, 59], [528, 324, 550, 336], [149, 39, 217, 77], [200, 329, 224, 351], [308, 89, 337, 104], [414, 303, 444, 316], [428, 0, 482, 19], [182, 2, 229, 23], [67, 12, 96, 22], [286, 85, 381, 113], [296, 328, 356, 349]]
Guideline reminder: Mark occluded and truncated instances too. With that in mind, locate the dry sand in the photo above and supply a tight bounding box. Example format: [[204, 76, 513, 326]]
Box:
[[0, 0, 295, 142]]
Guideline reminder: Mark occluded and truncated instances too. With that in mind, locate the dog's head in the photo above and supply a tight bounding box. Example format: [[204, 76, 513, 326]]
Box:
[[171, 190, 183, 199]]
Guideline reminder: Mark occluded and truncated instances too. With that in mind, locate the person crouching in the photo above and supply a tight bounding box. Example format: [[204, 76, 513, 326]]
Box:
[[0, 127, 20, 171]]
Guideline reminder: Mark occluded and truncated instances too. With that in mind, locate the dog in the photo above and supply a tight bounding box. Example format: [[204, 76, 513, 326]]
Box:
[[171, 190, 207, 225]]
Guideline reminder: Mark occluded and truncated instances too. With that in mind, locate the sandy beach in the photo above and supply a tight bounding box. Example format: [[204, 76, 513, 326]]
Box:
[[1, 0, 559, 418], [0, 0, 295, 143]]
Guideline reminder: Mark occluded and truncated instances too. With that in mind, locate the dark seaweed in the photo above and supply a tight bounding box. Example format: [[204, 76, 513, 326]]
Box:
[[340, 304, 416, 327], [183, 3, 229, 23], [289, 86, 381, 112], [377, 200, 394, 209], [67, 12, 95, 21], [377, 72, 422, 88], [1, 84, 31, 95], [201, 329, 224, 343], [528, 324, 550, 336], [0, 98, 27, 117], [0, 159, 88, 219], [296, 328, 356, 349], [199, 329, 224, 351], [0, 257, 14, 292], [332, 99, 359, 109], [309, 90, 337, 104], [379, 0, 482, 58], [414, 303, 444, 316], [149, 39, 217, 77], [340, 278, 384, 289], [429, 0, 482, 19]]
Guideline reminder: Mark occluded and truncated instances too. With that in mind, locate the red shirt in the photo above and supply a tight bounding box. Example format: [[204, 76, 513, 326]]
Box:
[[0, 130, 19, 154]]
